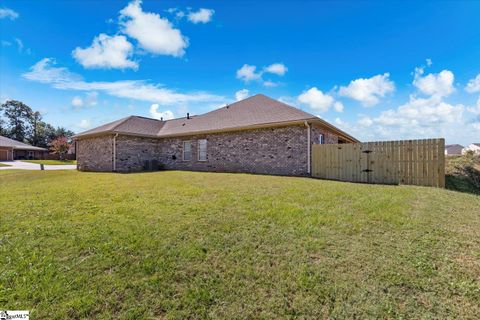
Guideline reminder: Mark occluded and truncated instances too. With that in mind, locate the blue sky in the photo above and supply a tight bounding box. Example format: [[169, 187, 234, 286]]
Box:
[[1, 0, 480, 144]]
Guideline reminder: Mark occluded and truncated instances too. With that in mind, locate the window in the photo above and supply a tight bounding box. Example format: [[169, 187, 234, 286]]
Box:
[[198, 139, 207, 161], [319, 133, 325, 145], [183, 141, 191, 161], [28, 151, 34, 159]]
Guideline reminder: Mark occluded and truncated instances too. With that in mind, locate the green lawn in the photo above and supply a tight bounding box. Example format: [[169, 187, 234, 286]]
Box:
[[0, 162, 10, 167], [22, 159, 77, 165], [1, 171, 479, 319]]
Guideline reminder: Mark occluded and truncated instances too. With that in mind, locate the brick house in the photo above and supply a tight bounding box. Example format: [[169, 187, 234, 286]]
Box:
[[0, 135, 48, 161], [73, 94, 358, 176]]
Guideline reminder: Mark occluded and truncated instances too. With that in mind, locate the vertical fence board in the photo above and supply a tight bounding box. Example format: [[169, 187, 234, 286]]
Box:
[[311, 138, 445, 187]]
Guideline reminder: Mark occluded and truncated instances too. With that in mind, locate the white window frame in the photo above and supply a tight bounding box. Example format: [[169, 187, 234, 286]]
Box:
[[319, 133, 325, 145], [182, 141, 192, 161], [28, 150, 34, 159], [198, 139, 207, 161]]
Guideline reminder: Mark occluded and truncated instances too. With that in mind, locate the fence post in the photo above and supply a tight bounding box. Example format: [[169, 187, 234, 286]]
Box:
[[438, 138, 445, 188]]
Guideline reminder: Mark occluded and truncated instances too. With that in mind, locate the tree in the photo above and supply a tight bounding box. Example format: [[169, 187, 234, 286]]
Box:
[[0, 117, 7, 136], [0, 100, 33, 142], [28, 111, 44, 147], [49, 136, 70, 160], [55, 127, 75, 139], [0, 99, 76, 145]]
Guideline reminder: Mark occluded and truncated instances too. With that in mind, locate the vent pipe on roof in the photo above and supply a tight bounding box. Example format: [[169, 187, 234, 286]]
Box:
[[187, 113, 190, 119], [160, 117, 163, 121]]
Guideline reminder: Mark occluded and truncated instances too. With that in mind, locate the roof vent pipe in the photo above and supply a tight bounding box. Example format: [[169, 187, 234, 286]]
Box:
[[187, 113, 190, 119], [160, 117, 163, 121]]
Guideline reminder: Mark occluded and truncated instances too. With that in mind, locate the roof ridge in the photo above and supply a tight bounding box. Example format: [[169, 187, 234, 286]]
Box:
[[110, 116, 136, 131]]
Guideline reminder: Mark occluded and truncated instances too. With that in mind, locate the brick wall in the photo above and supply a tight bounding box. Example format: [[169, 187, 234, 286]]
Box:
[[157, 125, 309, 176], [77, 135, 113, 171], [115, 135, 160, 172], [310, 124, 339, 145], [77, 124, 345, 175]]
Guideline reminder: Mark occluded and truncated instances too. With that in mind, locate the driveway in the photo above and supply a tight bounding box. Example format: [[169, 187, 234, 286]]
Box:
[[0, 161, 77, 170]]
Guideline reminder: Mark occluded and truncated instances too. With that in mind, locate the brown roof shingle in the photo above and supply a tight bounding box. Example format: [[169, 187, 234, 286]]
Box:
[[0, 135, 48, 151], [73, 94, 357, 142]]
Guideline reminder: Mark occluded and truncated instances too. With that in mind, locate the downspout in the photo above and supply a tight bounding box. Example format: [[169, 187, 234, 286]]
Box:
[[305, 121, 311, 175], [113, 133, 118, 172]]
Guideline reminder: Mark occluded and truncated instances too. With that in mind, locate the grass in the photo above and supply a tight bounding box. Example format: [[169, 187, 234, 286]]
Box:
[[446, 154, 480, 194], [0, 170, 479, 319], [21, 159, 77, 165], [0, 162, 10, 167]]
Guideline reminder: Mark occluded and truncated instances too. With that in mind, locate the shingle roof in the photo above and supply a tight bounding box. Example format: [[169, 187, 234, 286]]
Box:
[[73, 94, 358, 142], [0, 135, 48, 151], [445, 144, 464, 155]]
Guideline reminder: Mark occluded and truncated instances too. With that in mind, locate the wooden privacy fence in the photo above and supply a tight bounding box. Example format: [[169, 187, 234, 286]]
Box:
[[312, 139, 445, 187]]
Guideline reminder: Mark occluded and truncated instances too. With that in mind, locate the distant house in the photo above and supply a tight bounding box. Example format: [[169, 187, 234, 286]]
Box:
[[73, 94, 358, 175], [0, 135, 48, 161], [462, 143, 480, 155], [445, 144, 464, 156]]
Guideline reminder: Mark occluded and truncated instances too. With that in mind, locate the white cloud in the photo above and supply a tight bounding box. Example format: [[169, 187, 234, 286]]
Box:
[[356, 95, 464, 139], [333, 101, 344, 112], [262, 80, 279, 87], [0, 7, 18, 20], [78, 119, 91, 129], [236, 64, 262, 82], [23, 58, 225, 106], [71, 92, 98, 109], [334, 117, 347, 127], [358, 116, 373, 127], [339, 73, 394, 107], [72, 34, 138, 70], [465, 74, 480, 93], [85, 92, 98, 106], [150, 104, 174, 120], [467, 97, 480, 115], [236, 63, 288, 85], [12, 38, 30, 54], [14, 38, 23, 51], [71, 96, 83, 107], [187, 8, 214, 24], [119, 0, 188, 57], [413, 69, 454, 97], [264, 63, 287, 76], [1, 40, 11, 47], [298, 87, 335, 113], [235, 89, 249, 101]]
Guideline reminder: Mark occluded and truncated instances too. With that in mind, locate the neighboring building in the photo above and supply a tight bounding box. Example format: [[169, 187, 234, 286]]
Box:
[[462, 143, 480, 155], [0, 135, 48, 161], [74, 94, 358, 176], [445, 144, 464, 156]]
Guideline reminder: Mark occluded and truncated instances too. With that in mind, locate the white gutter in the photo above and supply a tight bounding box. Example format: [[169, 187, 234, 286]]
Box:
[[305, 121, 311, 174], [113, 133, 118, 171]]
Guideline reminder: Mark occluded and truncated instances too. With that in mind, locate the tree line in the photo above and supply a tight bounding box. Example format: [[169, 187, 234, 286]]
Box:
[[0, 100, 75, 148]]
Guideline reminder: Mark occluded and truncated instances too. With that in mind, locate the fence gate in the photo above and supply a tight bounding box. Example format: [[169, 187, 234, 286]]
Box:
[[311, 139, 445, 187]]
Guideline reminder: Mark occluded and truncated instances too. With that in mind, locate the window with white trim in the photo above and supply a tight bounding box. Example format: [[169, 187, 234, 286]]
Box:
[[319, 133, 325, 144], [198, 139, 207, 161], [183, 141, 191, 161]]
